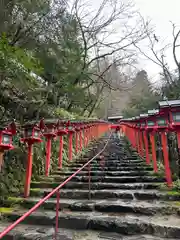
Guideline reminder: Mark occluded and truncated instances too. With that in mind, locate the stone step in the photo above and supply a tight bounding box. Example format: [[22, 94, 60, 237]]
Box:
[[31, 182, 159, 190], [30, 188, 180, 201], [3, 209, 180, 238], [31, 176, 165, 186], [65, 162, 147, 168], [65, 159, 144, 166], [5, 197, 179, 216], [66, 166, 154, 172], [0, 223, 177, 240], [47, 170, 153, 178]]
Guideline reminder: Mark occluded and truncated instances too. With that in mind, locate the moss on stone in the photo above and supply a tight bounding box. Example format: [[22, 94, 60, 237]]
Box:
[[167, 190, 180, 196], [0, 207, 14, 213], [30, 188, 41, 192], [170, 201, 180, 207], [7, 197, 24, 203]]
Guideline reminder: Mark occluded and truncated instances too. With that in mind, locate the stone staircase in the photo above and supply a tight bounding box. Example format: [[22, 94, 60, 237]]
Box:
[[1, 138, 180, 239]]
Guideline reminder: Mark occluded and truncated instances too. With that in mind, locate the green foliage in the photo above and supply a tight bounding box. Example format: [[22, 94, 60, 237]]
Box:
[[0, 147, 26, 201], [123, 90, 160, 117], [0, 0, 100, 202], [122, 71, 161, 117]]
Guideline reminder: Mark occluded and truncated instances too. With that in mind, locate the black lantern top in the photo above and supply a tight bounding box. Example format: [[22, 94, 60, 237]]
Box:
[[56, 120, 68, 136], [21, 122, 42, 144], [0, 127, 14, 151], [160, 99, 180, 130], [139, 114, 148, 130], [41, 119, 57, 138], [145, 109, 159, 132]]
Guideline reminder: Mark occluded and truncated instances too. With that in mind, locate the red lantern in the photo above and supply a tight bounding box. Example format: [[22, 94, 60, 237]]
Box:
[[167, 100, 180, 151], [21, 122, 42, 198], [22, 124, 42, 144], [146, 109, 159, 133], [0, 122, 16, 171]]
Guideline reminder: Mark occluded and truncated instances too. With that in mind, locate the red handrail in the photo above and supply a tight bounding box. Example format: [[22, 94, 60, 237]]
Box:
[[0, 132, 112, 239]]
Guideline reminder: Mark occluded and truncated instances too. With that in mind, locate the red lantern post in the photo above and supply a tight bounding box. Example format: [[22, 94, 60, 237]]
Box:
[[140, 114, 149, 161], [67, 121, 75, 161], [83, 122, 88, 147], [39, 119, 57, 177], [0, 121, 16, 171], [56, 120, 68, 169], [79, 122, 84, 151], [134, 117, 143, 157], [74, 122, 80, 154], [21, 122, 42, 198]]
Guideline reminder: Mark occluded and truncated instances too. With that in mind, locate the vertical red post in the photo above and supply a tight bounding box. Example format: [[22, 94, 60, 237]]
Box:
[[88, 163, 91, 200], [24, 143, 33, 198], [75, 131, 78, 154], [79, 130, 82, 151], [144, 131, 150, 164], [161, 132, 172, 187], [45, 137, 52, 177], [68, 132, 73, 161], [137, 131, 141, 156], [58, 135, 63, 169], [0, 152, 4, 172], [150, 133, 158, 173], [177, 132, 180, 149], [135, 130, 138, 151], [139, 132, 144, 157], [83, 128, 86, 147], [55, 189, 60, 240], [87, 126, 90, 146]]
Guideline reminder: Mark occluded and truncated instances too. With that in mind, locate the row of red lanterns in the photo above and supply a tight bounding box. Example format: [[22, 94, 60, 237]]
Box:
[[0, 119, 109, 197], [119, 99, 180, 188]]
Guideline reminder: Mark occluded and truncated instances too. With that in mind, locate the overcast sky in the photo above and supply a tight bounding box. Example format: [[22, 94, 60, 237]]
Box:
[[134, 0, 180, 83]]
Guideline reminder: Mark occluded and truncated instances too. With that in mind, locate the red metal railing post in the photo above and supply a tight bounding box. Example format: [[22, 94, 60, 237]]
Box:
[[161, 132, 172, 187], [54, 189, 60, 240], [88, 162, 91, 200], [45, 137, 52, 176], [24, 143, 33, 198]]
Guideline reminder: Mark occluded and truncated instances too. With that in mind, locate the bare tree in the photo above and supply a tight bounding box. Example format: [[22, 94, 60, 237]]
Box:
[[134, 16, 180, 87], [67, 0, 149, 110]]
